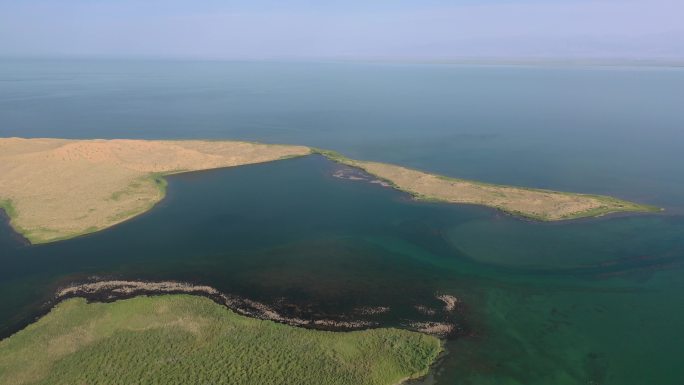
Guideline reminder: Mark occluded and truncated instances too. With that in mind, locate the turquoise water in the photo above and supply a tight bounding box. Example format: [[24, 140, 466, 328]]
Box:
[[1, 59, 684, 384]]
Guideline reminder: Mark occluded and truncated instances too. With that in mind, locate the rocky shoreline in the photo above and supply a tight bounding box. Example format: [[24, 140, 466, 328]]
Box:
[[54, 279, 462, 337], [56, 280, 375, 331]]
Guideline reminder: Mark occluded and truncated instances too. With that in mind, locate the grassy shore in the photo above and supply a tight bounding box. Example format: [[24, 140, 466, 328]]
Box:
[[314, 149, 660, 221], [0, 295, 441, 385], [0, 199, 32, 241], [0, 199, 16, 219]]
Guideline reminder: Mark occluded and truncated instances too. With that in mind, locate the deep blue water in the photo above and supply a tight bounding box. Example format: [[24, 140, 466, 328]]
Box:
[[1, 59, 683, 384], [1, 58, 683, 208]]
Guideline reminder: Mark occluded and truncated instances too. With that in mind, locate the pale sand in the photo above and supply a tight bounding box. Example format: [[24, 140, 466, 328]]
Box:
[[436, 294, 459, 312], [408, 321, 455, 337], [0, 138, 310, 243], [0, 138, 657, 244], [329, 155, 658, 221]]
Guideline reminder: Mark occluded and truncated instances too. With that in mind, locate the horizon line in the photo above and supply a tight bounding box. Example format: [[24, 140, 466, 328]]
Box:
[[2, 54, 684, 69]]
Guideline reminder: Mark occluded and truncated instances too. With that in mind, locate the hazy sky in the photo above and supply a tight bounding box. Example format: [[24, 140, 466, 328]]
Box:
[[1, 0, 682, 60]]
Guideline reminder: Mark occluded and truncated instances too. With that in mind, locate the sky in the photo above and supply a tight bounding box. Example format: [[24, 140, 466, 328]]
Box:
[[0, 0, 682, 60]]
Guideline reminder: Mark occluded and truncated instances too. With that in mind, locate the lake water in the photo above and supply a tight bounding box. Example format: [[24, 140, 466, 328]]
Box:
[[1, 59, 683, 384]]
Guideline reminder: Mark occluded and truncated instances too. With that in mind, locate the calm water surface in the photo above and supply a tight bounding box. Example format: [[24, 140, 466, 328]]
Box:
[[1, 59, 683, 384]]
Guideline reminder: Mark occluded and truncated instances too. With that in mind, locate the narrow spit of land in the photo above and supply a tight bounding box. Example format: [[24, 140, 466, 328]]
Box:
[[316, 149, 660, 221], [0, 295, 442, 385], [0, 138, 659, 244]]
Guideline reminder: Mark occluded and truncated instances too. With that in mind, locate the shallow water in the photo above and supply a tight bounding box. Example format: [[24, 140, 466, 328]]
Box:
[[1, 59, 683, 384]]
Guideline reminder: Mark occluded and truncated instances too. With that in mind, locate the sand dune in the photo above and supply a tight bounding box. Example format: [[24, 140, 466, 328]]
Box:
[[0, 138, 657, 244], [0, 138, 310, 243]]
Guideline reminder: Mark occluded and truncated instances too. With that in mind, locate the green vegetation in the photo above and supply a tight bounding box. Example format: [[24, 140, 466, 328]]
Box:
[[552, 194, 662, 220], [0, 295, 442, 385], [107, 173, 170, 223], [0, 199, 36, 242], [21, 226, 108, 245], [0, 214, 98, 244], [429, 175, 661, 221], [2, 144, 660, 246], [312, 148, 353, 163], [431, 174, 661, 220], [150, 172, 170, 194], [278, 149, 315, 161], [20, 174, 172, 244], [310, 149, 403, 191], [312, 149, 660, 221], [0, 199, 17, 219]]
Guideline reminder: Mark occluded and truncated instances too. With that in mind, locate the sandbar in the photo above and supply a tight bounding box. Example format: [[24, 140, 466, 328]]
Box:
[[0, 138, 659, 244]]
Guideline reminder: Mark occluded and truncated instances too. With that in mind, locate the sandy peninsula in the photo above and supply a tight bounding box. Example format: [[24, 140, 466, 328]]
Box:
[[0, 138, 310, 243], [0, 138, 658, 244], [317, 150, 660, 221]]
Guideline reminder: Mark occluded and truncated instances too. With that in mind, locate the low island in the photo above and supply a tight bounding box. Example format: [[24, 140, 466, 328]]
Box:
[[0, 295, 441, 385], [316, 149, 659, 221], [0, 137, 659, 244]]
